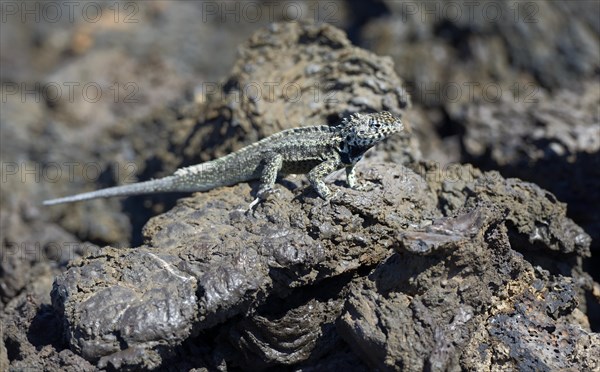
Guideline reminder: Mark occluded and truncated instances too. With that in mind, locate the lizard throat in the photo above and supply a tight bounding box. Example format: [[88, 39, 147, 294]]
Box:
[[340, 144, 368, 164]]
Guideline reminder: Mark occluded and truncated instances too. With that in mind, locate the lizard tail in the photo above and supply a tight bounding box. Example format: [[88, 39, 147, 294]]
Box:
[[42, 176, 181, 206]]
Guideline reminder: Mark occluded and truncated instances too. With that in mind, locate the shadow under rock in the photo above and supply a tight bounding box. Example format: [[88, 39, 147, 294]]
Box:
[[27, 304, 65, 350]]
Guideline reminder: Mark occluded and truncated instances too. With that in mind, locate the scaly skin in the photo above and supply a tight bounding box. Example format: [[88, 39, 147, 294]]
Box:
[[43, 112, 403, 205]]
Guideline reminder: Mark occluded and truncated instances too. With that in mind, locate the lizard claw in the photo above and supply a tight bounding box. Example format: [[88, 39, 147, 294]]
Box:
[[246, 187, 281, 212], [247, 197, 261, 211]]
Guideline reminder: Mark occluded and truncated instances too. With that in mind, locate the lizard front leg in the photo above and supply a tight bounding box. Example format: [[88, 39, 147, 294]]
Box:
[[307, 157, 343, 200], [346, 164, 359, 189], [346, 164, 375, 191]]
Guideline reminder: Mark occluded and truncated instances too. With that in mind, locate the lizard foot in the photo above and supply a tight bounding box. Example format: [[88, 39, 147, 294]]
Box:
[[319, 189, 342, 205], [247, 187, 281, 211], [257, 187, 281, 201], [351, 181, 377, 192]]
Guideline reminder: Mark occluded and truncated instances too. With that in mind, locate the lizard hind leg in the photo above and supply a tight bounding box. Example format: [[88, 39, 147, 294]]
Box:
[[246, 153, 283, 211], [256, 153, 283, 200]]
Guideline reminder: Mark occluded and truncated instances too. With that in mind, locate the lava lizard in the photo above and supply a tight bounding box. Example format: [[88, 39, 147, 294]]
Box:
[[43, 112, 403, 206]]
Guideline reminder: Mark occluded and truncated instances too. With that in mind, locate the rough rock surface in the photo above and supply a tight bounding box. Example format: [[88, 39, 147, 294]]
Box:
[[50, 160, 596, 370], [360, 0, 600, 256], [461, 83, 600, 251]]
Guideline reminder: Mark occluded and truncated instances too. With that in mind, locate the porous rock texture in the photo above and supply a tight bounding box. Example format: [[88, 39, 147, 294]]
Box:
[[361, 0, 600, 256], [461, 83, 600, 251], [51, 160, 597, 370]]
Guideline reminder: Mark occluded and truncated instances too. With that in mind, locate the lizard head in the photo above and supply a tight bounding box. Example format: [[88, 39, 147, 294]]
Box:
[[340, 111, 403, 148]]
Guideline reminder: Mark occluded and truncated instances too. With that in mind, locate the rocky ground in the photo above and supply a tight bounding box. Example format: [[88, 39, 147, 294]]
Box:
[[1, 1, 599, 371]]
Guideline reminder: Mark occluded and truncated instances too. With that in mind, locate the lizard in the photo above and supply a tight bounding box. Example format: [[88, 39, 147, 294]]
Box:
[[43, 111, 403, 206]]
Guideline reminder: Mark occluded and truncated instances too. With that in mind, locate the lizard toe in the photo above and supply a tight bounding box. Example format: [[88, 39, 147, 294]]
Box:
[[351, 181, 377, 192], [257, 187, 281, 200]]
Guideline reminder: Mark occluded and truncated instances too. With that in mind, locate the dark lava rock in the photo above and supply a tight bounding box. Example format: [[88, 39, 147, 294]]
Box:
[[50, 160, 595, 370], [359, 0, 600, 255], [461, 83, 600, 251]]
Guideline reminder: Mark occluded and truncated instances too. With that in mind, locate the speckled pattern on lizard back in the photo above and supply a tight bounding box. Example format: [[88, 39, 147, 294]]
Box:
[[43, 112, 403, 205]]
